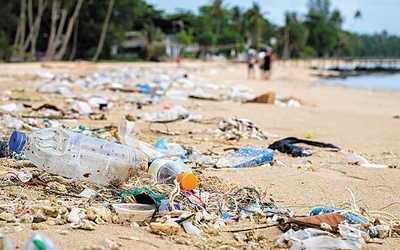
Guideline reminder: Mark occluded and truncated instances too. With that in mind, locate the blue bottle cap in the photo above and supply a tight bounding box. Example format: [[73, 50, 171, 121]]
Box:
[[9, 131, 27, 152]]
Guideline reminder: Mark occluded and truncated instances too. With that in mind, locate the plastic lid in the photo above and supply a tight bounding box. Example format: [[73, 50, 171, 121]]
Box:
[[177, 171, 198, 190], [9, 131, 26, 152]]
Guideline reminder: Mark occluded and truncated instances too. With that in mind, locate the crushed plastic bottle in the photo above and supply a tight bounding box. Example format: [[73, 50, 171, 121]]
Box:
[[9, 128, 148, 187], [215, 146, 274, 168], [148, 158, 198, 190]]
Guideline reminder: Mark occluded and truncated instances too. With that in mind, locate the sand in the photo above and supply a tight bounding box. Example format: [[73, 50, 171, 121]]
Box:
[[0, 60, 399, 249]]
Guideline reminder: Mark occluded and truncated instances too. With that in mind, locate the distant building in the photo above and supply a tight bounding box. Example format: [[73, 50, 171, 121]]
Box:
[[124, 31, 148, 48], [111, 20, 194, 60], [111, 31, 148, 59]]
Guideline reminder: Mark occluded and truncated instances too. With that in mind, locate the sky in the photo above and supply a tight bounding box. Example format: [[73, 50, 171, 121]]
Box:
[[146, 0, 400, 36]]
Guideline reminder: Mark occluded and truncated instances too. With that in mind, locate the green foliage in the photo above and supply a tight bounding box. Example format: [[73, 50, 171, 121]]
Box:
[[305, 13, 337, 56], [307, 0, 331, 21], [352, 32, 400, 57], [0, 1, 19, 34], [175, 30, 192, 45], [0, 36, 10, 61], [76, 0, 151, 59], [144, 24, 166, 44], [145, 43, 167, 61], [1, 0, 399, 61], [0, 0, 18, 61], [298, 46, 317, 58], [195, 32, 213, 47], [218, 30, 242, 45]]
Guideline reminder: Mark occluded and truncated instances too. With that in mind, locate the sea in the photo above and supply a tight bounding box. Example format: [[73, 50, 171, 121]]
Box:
[[320, 61, 400, 91], [322, 73, 400, 91]]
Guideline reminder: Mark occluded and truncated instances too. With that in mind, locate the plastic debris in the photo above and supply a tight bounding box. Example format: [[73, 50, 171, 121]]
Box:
[[276, 228, 364, 250], [268, 137, 341, 157], [346, 153, 369, 165], [148, 158, 198, 190], [215, 146, 274, 168], [0, 235, 12, 250], [0, 63, 397, 250], [154, 136, 186, 158], [142, 105, 190, 123], [9, 128, 148, 186], [23, 231, 59, 250], [217, 117, 274, 140]]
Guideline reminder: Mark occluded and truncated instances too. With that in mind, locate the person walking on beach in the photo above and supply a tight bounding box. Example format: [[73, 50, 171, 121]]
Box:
[[247, 49, 257, 79], [262, 50, 275, 80]]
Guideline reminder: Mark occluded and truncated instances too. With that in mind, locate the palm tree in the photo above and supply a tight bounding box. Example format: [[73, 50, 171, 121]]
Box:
[[92, 0, 115, 61], [17, 0, 26, 58], [282, 11, 293, 59], [348, 9, 362, 31], [46, 0, 61, 60], [54, 0, 83, 60], [210, 0, 225, 47], [230, 6, 244, 53], [282, 11, 308, 59], [23, 0, 47, 58], [45, 0, 75, 60], [354, 9, 362, 19], [244, 2, 267, 50], [329, 9, 344, 29], [230, 6, 243, 33]]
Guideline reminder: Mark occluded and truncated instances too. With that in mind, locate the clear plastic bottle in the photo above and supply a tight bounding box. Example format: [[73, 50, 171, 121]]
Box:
[[215, 146, 274, 168], [148, 158, 198, 190], [9, 128, 148, 187]]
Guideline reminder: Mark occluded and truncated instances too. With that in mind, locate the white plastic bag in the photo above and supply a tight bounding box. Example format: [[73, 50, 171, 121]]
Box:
[[118, 119, 163, 159]]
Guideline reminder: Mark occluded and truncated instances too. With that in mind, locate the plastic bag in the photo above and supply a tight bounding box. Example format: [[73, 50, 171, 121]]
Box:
[[118, 119, 163, 159]]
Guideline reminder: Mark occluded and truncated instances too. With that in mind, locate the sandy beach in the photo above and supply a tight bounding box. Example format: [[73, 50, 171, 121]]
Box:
[[0, 60, 399, 249]]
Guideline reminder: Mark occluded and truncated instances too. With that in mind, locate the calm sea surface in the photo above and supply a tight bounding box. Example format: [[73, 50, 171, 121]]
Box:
[[322, 73, 400, 91]]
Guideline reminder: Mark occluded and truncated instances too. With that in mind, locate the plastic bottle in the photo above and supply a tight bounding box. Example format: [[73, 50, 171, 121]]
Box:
[[9, 128, 148, 187], [0, 234, 12, 250], [148, 158, 198, 190], [215, 146, 274, 168], [23, 231, 58, 250]]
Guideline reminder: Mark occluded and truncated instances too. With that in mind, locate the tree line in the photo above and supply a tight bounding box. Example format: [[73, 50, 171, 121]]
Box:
[[0, 0, 399, 62]]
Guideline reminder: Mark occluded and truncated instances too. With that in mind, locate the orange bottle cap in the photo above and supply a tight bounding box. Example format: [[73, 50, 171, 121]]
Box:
[[177, 171, 198, 190]]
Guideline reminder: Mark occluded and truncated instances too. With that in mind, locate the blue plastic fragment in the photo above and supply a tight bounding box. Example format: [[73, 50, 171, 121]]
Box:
[[221, 212, 231, 220], [154, 136, 168, 150], [310, 206, 369, 224], [223, 146, 274, 168]]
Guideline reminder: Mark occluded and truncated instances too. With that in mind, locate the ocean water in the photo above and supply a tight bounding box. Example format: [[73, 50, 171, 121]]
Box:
[[322, 73, 400, 91]]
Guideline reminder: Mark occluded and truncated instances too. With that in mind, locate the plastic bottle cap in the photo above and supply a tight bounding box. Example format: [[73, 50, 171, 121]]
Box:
[[9, 131, 26, 152], [177, 171, 198, 190]]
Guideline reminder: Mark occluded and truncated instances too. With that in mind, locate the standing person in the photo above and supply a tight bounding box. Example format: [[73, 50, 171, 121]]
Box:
[[263, 49, 275, 80], [175, 54, 181, 66], [257, 50, 266, 79], [247, 49, 256, 79]]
